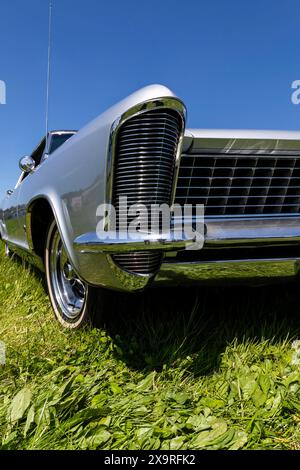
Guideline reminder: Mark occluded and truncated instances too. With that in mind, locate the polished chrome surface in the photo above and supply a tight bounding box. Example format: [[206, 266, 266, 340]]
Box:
[[107, 96, 186, 276], [154, 258, 300, 285], [106, 96, 186, 203], [106, 97, 186, 211], [106, 254, 151, 289], [73, 230, 195, 253], [19, 155, 36, 173], [50, 229, 86, 320], [113, 109, 183, 211], [203, 216, 300, 245], [106, 96, 186, 207], [186, 128, 300, 151], [176, 151, 300, 217], [113, 252, 163, 275]]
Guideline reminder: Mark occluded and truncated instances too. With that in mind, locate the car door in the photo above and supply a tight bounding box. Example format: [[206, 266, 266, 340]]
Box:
[[14, 137, 48, 247], [2, 138, 47, 249]]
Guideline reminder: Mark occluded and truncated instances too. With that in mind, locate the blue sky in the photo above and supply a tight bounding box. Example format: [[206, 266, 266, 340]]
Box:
[[0, 0, 300, 196]]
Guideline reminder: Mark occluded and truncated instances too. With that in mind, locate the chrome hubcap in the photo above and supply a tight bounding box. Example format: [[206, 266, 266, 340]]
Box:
[[63, 262, 75, 281], [50, 231, 87, 320]]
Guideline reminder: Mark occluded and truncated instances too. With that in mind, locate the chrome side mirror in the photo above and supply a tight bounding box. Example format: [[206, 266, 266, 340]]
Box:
[[19, 156, 35, 173]]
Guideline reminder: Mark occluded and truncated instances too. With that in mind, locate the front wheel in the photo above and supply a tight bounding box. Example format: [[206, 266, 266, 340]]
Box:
[[45, 221, 112, 329]]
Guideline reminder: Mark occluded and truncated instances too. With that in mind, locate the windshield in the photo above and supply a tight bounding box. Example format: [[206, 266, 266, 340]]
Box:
[[49, 133, 75, 154]]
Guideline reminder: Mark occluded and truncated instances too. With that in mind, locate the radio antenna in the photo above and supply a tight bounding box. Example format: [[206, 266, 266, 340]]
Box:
[[45, 0, 53, 149]]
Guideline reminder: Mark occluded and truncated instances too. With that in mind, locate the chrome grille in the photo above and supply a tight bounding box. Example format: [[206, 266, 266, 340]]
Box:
[[175, 152, 300, 216], [112, 252, 163, 275], [112, 108, 182, 274]]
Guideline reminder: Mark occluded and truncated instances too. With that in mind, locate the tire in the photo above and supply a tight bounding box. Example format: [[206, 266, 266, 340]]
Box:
[[45, 220, 112, 329]]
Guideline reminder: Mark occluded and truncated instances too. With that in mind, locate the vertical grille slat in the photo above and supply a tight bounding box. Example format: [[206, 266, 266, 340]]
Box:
[[112, 108, 182, 274], [175, 152, 300, 217]]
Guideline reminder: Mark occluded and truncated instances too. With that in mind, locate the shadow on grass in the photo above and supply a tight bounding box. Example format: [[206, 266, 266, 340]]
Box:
[[8, 250, 300, 376], [102, 283, 300, 375]]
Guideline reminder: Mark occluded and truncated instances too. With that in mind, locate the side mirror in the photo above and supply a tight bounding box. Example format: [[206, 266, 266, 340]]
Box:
[[19, 156, 35, 173]]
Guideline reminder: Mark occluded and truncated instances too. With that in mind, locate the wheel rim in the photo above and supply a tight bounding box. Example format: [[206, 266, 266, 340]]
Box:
[[50, 230, 87, 321]]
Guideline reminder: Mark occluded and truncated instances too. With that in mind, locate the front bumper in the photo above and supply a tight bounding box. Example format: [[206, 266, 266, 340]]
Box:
[[73, 231, 197, 253], [73, 217, 300, 291], [154, 258, 300, 286]]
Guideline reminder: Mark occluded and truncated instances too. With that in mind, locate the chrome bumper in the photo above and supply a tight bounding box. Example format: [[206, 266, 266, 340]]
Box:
[[73, 217, 300, 290], [73, 231, 196, 254], [204, 216, 300, 246], [152, 217, 300, 285], [74, 217, 300, 254], [154, 258, 300, 286]]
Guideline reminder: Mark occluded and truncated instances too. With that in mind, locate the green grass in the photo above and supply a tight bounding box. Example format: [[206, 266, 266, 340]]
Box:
[[1, 241, 300, 450]]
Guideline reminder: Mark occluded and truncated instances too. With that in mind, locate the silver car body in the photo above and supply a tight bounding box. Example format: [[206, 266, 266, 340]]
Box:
[[1, 84, 300, 291]]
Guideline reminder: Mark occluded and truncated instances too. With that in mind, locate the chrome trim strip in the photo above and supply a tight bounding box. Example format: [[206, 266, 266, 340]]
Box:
[[154, 258, 300, 285], [73, 231, 195, 254], [171, 215, 300, 246], [104, 96, 186, 279], [204, 213, 300, 219], [204, 216, 300, 245], [75, 217, 300, 253], [186, 128, 300, 152], [106, 97, 186, 211]]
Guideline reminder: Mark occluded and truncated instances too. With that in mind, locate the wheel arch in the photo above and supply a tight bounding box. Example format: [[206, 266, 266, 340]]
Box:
[[26, 196, 77, 269]]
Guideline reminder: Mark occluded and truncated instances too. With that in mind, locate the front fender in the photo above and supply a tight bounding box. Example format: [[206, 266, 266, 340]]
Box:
[[21, 85, 184, 290]]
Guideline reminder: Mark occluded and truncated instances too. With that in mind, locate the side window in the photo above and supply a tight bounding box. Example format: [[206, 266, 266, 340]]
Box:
[[49, 133, 75, 154], [31, 138, 46, 167]]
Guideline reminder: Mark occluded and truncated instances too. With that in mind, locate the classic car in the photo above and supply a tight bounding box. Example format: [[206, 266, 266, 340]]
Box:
[[1, 84, 300, 328]]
